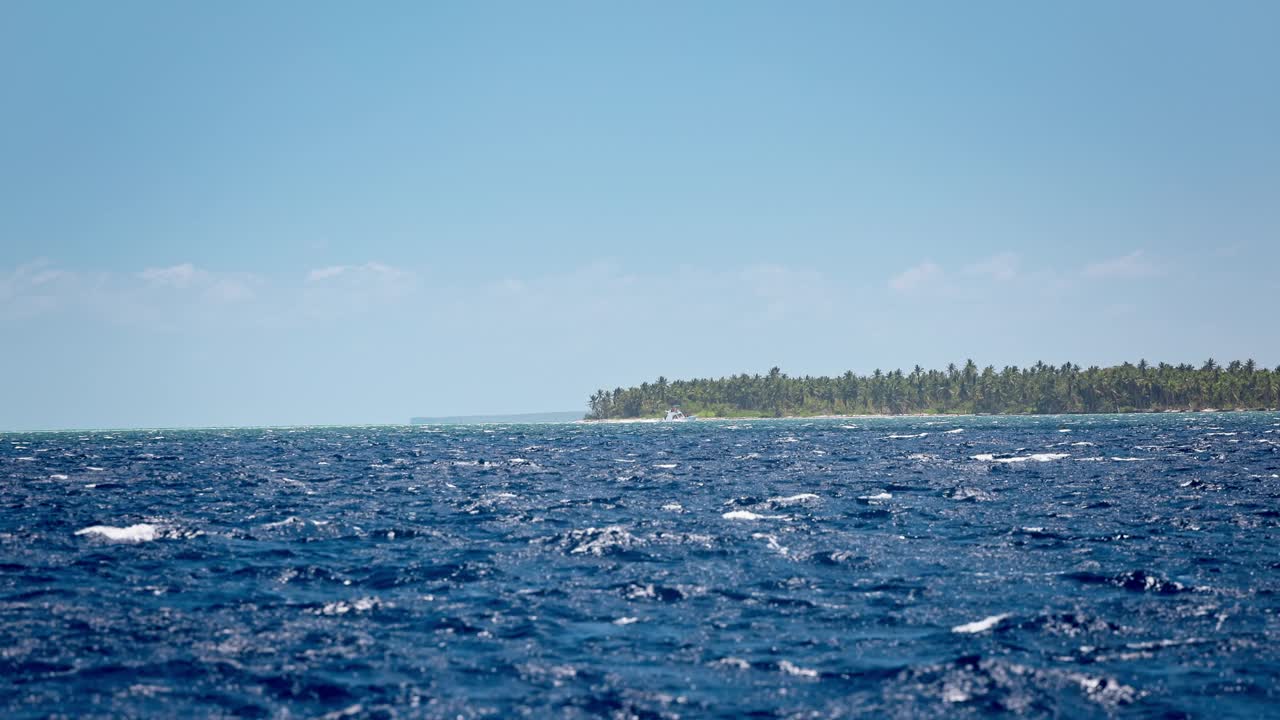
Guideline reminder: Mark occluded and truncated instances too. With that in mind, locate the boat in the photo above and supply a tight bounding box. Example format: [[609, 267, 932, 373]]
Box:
[[663, 407, 696, 422]]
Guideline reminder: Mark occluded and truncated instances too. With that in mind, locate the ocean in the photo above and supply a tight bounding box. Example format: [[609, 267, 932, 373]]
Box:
[[3, 413, 1278, 718]]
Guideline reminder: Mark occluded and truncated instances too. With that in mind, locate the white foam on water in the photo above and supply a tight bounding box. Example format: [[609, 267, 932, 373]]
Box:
[[75, 524, 158, 543], [1077, 675, 1139, 705], [950, 487, 996, 502], [567, 526, 643, 555], [766, 493, 820, 506], [752, 532, 789, 556], [261, 516, 316, 530], [943, 428, 964, 434], [722, 510, 783, 521], [944, 687, 970, 703], [1021, 453, 1070, 463], [1110, 457, 1146, 462], [1123, 637, 1206, 651], [654, 463, 678, 469], [662, 503, 683, 512], [317, 597, 382, 615], [859, 492, 893, 501], [16, 456, 35, 462], [49, 474, 69, 480], [952, 613, 1010, 634], [711, 657, 751, 670], [1071, 441, 1096, 446], [613, 616, 640, 625], [885, 433, 928, 439], [977, 453, 1071, 463], [778, 660, 818, 678]]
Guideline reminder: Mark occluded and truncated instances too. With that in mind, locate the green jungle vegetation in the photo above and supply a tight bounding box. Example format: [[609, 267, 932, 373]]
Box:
[[586, 360, 1280, 419]]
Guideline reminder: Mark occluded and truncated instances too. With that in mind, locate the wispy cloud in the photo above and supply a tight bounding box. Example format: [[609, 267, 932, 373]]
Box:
[[306, 262, 408, 284], [0, 260, 77, 319], [300, 261, 416, 319], [307, 265, 349, 282], [138, 262, 259, 304], [738, 264, 835, 321], [1083, 250, 1163, 279], [963, 252, 1018, 281], [139, 263, 201, 288], [889, 261, 943, 292]]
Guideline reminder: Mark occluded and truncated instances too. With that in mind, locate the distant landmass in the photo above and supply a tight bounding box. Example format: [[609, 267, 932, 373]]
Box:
[[410, 411, 584, 425], [587, 359, 1280, 419]]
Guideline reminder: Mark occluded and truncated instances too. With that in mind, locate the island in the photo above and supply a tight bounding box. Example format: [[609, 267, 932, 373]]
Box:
[[586, 360, 1280, 420]]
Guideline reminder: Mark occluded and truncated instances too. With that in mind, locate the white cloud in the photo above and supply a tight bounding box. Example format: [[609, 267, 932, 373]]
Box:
[[307, 265, 348, 282], [306, 262, 408, 284], [300, 261, 416, 320], [889, 261, 943, 292], [206, 277, 257, 303], [136, 262, 258, 304], [139, 263, 202, 288], [963, 252, 1018, 281], [738, 264, 834, 321], [1, 260, 77, 319], [1083, 250, 1162, 279]]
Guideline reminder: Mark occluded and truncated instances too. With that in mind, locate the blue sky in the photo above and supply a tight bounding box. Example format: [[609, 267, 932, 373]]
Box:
[[2, 1, 1278, 430]]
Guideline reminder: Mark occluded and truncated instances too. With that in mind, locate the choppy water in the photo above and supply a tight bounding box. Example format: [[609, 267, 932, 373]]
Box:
[[3, 414, 1279, 719]]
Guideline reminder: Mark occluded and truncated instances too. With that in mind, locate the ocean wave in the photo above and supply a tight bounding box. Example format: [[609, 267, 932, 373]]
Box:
[[7, 414, 1276, 718], [972, 452, 1070, 463], [858, 492, 893, 502], [887, 656, 1140, 711], [75, 524, 159, 543], [765, 493, 820, 507], [560, 526, 645, 556], [952, 613, 1010, 634], [722, 510, 784, 520], [778, 660, 819, 678], [1064, 569, 1188, 594], [947, 487, 996, 502]]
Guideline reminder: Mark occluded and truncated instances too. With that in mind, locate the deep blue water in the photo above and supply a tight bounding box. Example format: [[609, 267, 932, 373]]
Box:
[[3, 414, 1279, 719]]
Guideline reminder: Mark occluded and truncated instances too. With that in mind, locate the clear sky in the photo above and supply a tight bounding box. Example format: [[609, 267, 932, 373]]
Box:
[[2, 1, 1278, 430]]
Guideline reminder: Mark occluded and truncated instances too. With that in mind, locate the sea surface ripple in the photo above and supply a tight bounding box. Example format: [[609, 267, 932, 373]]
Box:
[[3, 413, 1279, 718]]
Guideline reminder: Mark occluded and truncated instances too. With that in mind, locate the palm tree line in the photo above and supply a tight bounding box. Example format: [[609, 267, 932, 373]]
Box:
[[586, 360, 1280, 419]]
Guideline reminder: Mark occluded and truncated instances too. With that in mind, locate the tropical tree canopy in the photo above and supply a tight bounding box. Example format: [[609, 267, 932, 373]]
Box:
[[586, 360, 1280, 419]]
